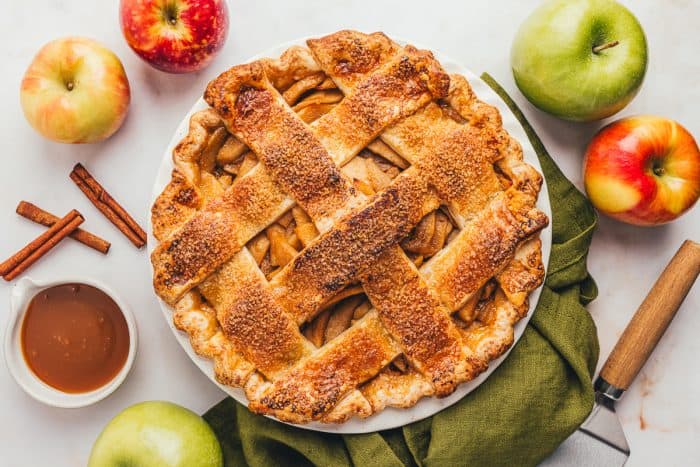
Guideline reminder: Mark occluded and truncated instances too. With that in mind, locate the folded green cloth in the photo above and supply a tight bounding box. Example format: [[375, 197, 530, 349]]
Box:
[[204, 74, 600, 467]]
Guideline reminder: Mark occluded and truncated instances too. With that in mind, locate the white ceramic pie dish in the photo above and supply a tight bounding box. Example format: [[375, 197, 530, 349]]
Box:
[[148, 36, 552, 434], [4, 276, 138, 408]]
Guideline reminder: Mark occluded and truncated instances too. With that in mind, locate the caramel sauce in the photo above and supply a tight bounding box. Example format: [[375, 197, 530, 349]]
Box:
[[21, 283, 129, 393]]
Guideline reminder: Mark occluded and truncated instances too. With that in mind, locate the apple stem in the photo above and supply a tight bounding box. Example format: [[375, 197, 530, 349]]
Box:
[[163, 3, 179, 26], [592, 40, 620, 54], [66, 82, 74, 91]]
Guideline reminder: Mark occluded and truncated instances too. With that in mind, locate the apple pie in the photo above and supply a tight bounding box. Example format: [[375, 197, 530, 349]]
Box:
[[150, 30, 548, 424]]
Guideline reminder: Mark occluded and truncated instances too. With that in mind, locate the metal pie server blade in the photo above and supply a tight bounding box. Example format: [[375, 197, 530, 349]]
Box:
[[540, 393, 629, 467], [540, 241, 700, 466]]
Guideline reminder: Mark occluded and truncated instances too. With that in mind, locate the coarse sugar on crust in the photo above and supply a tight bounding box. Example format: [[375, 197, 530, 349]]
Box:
[[150, 30, 548, 424]]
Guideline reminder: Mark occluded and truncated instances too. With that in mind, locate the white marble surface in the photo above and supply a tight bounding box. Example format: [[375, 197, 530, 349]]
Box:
[[0, 0, 697, 465]]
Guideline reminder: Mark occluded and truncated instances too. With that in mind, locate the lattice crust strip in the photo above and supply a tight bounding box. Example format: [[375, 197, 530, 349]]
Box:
[[151, 30, 548, 424]]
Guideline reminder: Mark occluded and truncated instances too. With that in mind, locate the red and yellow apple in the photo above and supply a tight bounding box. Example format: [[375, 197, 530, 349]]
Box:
[[120, 0, 229, 73], [584, 116, 700, 225], [20, 37, 130, 144]]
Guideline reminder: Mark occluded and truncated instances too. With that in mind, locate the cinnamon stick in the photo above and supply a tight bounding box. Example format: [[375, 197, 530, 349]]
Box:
[[16, 201, 111, 254], [69, 163, 147, 248], [1, 210, 84, 281]]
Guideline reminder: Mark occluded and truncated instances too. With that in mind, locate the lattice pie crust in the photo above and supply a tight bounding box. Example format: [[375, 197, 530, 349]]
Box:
[[151, 31, 548, 424]]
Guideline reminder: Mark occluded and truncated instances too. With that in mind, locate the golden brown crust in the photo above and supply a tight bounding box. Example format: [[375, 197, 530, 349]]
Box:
[[379, 103, 504, 224], [151, 164, 293, 305], [172, 291, 256, 387], [311, 46, 449, 161], [361, 368, 435, 412], [249, 313, 399, 422], [362, 245, 469, 396], [154, 41, 452, 305], [496, 238, 544, 309], [270, 170, 438, 324], [151, 109, 232, 242], [150, 30, 549, 424], [307, 31, 399, 88], [198, 249, 312, 378], [260, 45, 321, 91], [446, 74, 543, 198], [423, 191, 547, 311], [151, 169, 202, 242], [205, 62, 363, 228]]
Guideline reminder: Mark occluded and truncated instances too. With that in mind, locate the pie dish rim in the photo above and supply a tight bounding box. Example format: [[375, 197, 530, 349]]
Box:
[[147, 35, 552, 434]]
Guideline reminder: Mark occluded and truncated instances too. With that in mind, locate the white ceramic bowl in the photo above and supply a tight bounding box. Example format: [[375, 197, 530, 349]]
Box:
[[4, 276, 138, 408]]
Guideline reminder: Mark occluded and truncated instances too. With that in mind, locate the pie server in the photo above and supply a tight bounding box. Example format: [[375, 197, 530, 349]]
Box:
[[541, 240, 700, 467]]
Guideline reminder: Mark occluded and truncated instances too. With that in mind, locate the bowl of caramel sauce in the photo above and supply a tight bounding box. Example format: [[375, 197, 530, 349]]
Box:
[[4, 277, 137, 407]]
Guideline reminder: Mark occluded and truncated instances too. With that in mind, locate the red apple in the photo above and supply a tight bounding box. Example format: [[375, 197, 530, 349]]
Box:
[[120, 0, 228, 73], [20, 37, 130, 144], [584, 115, 700, 225]]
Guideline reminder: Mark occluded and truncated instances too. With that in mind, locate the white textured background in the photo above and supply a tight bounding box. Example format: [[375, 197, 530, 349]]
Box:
[[0, 0, 697, 465]]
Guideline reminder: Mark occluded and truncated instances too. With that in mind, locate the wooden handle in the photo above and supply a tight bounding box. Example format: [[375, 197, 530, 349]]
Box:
[[600, 240, 700, 390]]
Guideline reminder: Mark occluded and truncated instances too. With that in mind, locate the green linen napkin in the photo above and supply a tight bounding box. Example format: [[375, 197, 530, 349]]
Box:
[[204, 74, 600, 467]]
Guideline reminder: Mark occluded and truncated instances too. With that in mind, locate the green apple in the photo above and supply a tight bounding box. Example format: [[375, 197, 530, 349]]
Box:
[[88, 401, 223, 467], [511, 0, 647, 122]]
